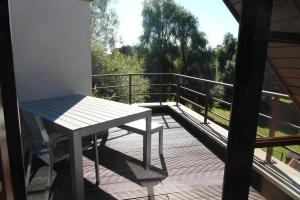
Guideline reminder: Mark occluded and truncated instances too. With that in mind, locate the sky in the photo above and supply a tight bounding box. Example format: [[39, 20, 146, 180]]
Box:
[[114, 0, 239, 48]]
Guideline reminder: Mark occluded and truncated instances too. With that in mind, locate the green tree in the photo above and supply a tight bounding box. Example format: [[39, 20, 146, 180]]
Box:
[[139, 0, 175, 73], [90, 1, 149, 103], [90, 0, 119, 50], [215, 33, 237, 82], [139, 0, 214, 103], [92, 43, 148, 103], [140, 0, 213, 76], [212, 33, 237, 104]]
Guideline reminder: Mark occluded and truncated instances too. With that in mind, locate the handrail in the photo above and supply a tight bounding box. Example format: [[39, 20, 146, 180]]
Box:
[[174, 73, 233, 87], [92, 72, 299, 162], [93, 73, 292, 99], [92, 73, 298, 127], [92, 72, 174, 77], [255, 136, 300, 148]]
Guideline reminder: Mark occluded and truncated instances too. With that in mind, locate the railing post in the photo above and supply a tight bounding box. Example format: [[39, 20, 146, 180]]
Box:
[[92, 84, 97, 97], [204, 94, 209, 124], [159, 75, 163, 104], [128, 74, 132, 104], [266, 95, 280, 163], [176, 75, 180, 106]]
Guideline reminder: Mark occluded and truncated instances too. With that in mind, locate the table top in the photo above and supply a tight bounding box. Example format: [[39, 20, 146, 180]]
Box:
[[20, 95, 151, 133]]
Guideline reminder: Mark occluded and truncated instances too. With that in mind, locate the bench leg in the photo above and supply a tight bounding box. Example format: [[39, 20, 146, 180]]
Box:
[[25, 151, 33, 188], [94, 133, 100, 185], [143, 115, 152, 170], [159, 130, 163, 155], [45, 146, 54, 200]]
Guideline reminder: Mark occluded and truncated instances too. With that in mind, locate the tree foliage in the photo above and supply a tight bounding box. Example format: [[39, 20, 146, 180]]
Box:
[[90, 0, 148, 103], [139, 0, 213, 78], [214, 32, 237, 83], [92, 43, 148, 103], [211, 33, 237, 103], [90, 0, 119, 50]]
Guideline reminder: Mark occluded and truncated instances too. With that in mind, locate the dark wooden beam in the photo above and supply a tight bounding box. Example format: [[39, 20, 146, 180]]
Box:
[[255, 136, 300, 148], [223, 0, 240, 22], [269, 31, 300, 44], [222, 0, 273, 200], [223, 0, 300, 44], [0, 0, 27, 199]]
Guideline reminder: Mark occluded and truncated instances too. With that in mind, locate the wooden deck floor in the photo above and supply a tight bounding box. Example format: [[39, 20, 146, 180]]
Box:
[[47, 114, 264, 199]]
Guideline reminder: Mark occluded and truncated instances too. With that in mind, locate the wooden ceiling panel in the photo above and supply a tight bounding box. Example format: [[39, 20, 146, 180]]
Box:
[[289, 87, 300, 95], [271, 0, 298, 22], [268, 45, 300, 57], [268, 43, 299, 48], [233, 2, 242, 14], [269, 58, 300, 67], [295, 95, 300, 103], [282, 77, 300, 86], [275, 68, 300, 78], [229, 0, 241, 5], [224, 0, 300, 109], [273, 0, 290, 7], [270, 16, 300, 33]]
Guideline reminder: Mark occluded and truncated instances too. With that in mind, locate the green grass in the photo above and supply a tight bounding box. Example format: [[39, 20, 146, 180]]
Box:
[[206, 105, 300, 162], [280, 98, 293, 104], [207, 107, 229, 127]]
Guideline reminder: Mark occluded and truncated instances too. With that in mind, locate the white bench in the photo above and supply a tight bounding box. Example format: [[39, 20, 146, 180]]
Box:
[[95, 119, 163, 185], [119, 119, 164, 155]]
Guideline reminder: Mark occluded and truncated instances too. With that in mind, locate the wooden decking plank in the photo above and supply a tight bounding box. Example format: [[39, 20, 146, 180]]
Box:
[[49, 114, 264, 200], [98, 144, 213, 161]]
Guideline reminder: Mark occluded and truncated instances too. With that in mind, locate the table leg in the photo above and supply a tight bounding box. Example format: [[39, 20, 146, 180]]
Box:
[[94, 133, 100, 185], [69, 131, 84, 200], [143, 114, 152, 170]]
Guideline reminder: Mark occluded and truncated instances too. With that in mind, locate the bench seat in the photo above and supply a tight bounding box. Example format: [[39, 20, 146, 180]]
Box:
[[120, 120, 163, 134], [119, 119, 164, 155]]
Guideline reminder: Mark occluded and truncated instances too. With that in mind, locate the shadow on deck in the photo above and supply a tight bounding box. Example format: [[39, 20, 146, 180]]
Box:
[[37, 114, 264, 200]]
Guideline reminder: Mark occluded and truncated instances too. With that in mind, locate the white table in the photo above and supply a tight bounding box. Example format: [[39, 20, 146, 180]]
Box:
[[20, 95, 152, 200]]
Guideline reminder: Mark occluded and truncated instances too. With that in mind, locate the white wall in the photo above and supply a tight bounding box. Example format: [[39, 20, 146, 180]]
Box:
[[9, 0, 91, 101]]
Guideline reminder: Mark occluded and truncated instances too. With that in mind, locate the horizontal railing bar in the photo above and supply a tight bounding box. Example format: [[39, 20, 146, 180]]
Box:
[[92, 74, 129, 77], [101, 95, 128, 100], [257, 132, 300, 156], [211, 97, 231, 105], [134, 92, 175, 96], [95, 85, 126, 89], [175, 73, 291, 99], [180, 96, 205, 109], [256, 133, 264, 138], [175, 73, 233, 88], [262, 90, 290, 99], [257, 113, 300, 129], [149, 83, 176, 86], [92, 73, 299, 129], [92, 73, 174, 77], [180, 86, 206, 97], [131, 84, 147, 87], [282, 146, 300, 156], [255, 136, 300, 148], [278, 120, 300, 130], [93, 73, 291, 99], [131, 73, 174, 76], [132, 83, 176, 87], [208, 110, 230, 121], [259, 113, 272, 119]]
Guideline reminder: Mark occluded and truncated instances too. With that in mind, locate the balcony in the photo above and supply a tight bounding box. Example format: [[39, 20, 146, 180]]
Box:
[[91, 73, 300, 199], [2, 0, 300, 199], [46, 113, 266, 199], [24, 73, 299, 199]]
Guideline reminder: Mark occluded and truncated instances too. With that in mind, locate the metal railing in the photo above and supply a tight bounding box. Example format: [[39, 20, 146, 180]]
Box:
[[92, 73, 300, 162]]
